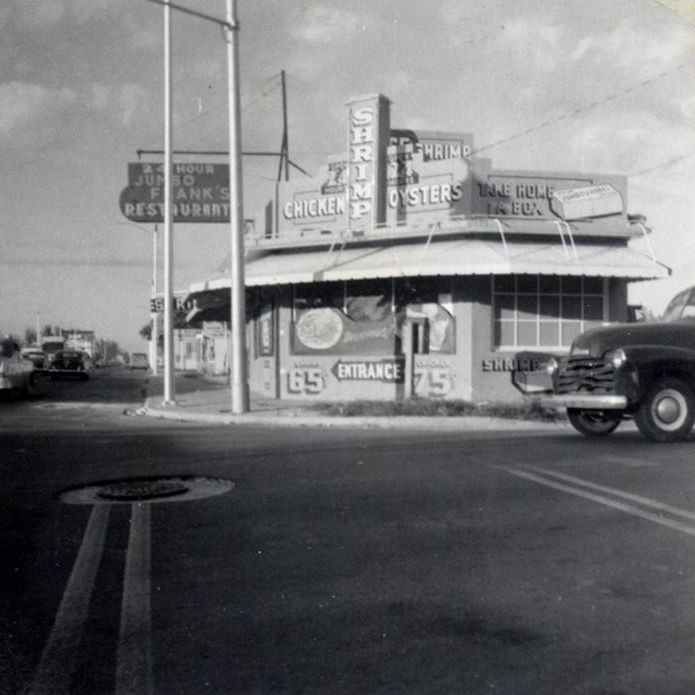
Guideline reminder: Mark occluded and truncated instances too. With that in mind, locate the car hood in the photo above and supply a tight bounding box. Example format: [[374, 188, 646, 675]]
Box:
[[573, 319, 695, 356]]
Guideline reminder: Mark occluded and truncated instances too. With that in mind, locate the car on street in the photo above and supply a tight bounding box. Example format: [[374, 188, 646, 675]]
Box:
[[515, 284, 695, 442], [129, 352, 149, 370], [0, 338, 42, 394], [21, 346, 46, 368], [47, 350, 93, 380]]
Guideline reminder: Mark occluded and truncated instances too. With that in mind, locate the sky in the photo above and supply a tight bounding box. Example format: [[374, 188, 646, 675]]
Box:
[[0, 0, 694, 351]]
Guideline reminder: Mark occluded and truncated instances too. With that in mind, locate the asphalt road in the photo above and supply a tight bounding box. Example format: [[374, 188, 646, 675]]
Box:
[[3, 371, 695, 694]]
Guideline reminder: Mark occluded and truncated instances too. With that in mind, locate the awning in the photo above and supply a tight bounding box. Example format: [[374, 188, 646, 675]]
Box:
[[189, 237, 669, 293]]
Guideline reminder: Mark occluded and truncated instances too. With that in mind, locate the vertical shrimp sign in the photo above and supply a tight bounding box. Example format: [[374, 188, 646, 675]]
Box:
[[345, 94, 390, 234]]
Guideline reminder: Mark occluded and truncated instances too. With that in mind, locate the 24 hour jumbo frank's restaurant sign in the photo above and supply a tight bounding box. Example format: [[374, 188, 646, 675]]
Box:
[[275, 93, 626, 238]]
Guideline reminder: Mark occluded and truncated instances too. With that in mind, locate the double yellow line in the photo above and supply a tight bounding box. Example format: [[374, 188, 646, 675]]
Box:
[[499, 464, 695, 538], [27, 503, 152, 695]]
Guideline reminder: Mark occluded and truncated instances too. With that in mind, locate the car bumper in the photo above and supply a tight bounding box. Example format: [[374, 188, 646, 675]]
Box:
[[541, 394, 628, 410]]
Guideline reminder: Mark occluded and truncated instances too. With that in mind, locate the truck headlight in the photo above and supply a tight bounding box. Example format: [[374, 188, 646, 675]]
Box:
[[603, 348, 626, 369], [546, 357, 559, 376]]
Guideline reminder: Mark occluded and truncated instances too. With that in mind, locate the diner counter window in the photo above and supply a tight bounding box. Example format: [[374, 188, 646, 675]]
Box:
[[493, 275, 605, 350]]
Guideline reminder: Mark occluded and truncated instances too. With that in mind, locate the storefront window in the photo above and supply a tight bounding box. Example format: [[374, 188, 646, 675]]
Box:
[[493, 275, 605, 350], [291, 278, 456, 355]]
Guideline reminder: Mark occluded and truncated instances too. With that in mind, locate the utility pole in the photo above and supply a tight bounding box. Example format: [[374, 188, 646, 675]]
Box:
[[162, 0, 175, 404], [226, 0, 248, 413], [277, 69, 289, 183], [151, 225, 159, 375], [146, 0, 247, 413]]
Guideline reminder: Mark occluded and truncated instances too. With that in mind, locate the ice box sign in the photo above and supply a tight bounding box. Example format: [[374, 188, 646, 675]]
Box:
[[550, 185, 624, 220]]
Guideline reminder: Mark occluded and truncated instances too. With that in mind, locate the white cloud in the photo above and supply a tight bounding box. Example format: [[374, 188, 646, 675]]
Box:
[[86, 82, 148, 127], [677, 94, 695, 119], [117, 84, 147, 126], [12, 0, 66, 28], [291, 7, 362, 45], [68, 0, 127, 24], [568, 110, 694, 174], [88, 83, 110, 112], [0, 82, 76, 148]]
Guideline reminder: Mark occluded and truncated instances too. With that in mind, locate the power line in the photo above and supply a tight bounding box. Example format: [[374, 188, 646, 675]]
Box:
[[642, 0, 695, 27], [474, 62, 692, 155], [137, 72, 281, 153], [629, 148, 695, 177]]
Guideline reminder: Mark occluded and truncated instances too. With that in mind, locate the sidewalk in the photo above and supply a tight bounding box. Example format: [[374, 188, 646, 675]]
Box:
[[140, 377, 571, 432]]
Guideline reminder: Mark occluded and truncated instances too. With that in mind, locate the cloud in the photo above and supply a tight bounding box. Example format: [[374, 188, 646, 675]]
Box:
[[569, 19, 693, 72], [291, 7, 362, 45], [117, 84, 148, 126], [677, 94, 695, 119], [11, 0, 66, 28], [8, 0, 130, 29], [87, 82, 149, 127], [568, 110, 695, 174], [0, 82, 77, 149]]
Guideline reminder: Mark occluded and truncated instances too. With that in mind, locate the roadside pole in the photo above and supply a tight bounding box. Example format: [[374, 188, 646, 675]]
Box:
[[150, 225, 159, 376], [226, 0, 249, 414], [145, 0, 247, 412], [162, 0, 175, 404]]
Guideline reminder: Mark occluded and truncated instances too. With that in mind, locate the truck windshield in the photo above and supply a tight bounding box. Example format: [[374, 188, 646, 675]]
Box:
[[0, 341, 15, 358], [662, 290, 691, 322], [42, 341, 64, 354]]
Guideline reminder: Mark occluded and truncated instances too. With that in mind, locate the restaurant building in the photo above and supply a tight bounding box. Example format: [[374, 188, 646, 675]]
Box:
[[183, 93, 668, 402]]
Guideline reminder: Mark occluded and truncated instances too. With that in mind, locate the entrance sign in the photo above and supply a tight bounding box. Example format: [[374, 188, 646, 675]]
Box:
[[331, 358, 405, 382], [119, 163, 230, 223]]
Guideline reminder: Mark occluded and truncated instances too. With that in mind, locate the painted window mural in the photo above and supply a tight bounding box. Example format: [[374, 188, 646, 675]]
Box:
[[291, 279, 455, 355], [493, 275, 605, 349]]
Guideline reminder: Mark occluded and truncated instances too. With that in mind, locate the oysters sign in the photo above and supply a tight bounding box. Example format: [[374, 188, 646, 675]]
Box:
[[119, 163, 231, 223]]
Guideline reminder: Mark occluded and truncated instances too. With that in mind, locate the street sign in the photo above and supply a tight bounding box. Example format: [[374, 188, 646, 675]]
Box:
[[119, 163, 230, 223], [150, 295, 197, 314]]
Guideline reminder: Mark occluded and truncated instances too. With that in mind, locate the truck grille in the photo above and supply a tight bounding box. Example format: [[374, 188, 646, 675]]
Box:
[[556, 357, 616, 394]]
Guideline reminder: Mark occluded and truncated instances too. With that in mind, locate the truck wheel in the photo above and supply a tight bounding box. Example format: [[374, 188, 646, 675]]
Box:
[[635, 378, 695, 442], [567, 409, 621, 436]]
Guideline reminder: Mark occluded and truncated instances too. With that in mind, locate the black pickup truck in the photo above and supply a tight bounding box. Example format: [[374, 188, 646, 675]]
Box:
[[516, 286, 695, 442]]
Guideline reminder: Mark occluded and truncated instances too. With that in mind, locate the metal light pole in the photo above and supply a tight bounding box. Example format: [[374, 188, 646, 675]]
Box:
[[162, 0, 175, 404], [150, 225, 159, 375], [146, 0, 247, 412], [116, 221, 159, 374], [226, 0, 248, 413]]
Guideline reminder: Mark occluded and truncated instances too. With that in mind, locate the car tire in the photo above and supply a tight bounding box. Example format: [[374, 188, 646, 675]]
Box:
[[635, 377, 695, 442], [567, 408, 621, 437]]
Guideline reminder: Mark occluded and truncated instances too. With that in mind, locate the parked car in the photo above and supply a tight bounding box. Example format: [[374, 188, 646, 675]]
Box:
[[514, 284, 695, 442], [47, 350, 93, 380], [130, 352, 149, 370], [21, 346, 46, 368], [0, 338, 44, 394]]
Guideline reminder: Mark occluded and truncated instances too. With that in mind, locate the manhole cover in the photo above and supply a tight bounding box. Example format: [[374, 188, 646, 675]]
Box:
[[60, 476, 234, 505], [97, 479, 189, 501]]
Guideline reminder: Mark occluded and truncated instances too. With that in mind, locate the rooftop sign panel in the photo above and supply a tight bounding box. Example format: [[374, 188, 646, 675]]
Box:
[[269, 92, 629, 245]]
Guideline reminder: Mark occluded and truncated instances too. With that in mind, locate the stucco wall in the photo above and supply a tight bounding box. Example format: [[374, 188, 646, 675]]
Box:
[[246, 275, 631, 404]]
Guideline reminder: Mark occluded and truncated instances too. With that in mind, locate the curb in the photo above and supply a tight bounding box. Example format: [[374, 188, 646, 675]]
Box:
[[139, 403, 570, 432]]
